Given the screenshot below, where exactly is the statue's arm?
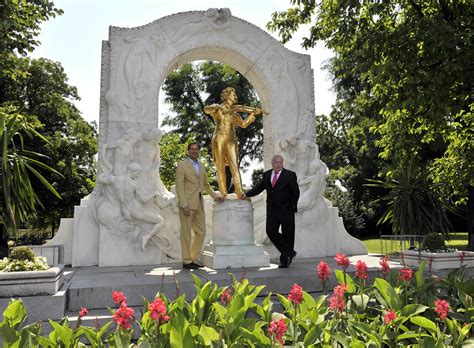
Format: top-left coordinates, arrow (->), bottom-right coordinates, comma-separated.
204,104 -> 219,115
233,113 -> 256,129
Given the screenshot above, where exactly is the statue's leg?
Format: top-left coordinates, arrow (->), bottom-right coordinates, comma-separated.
226,139 -> 244,197
213,135 -> 228,197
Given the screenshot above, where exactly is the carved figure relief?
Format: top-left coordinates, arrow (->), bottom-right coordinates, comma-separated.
92,129 -> 181,258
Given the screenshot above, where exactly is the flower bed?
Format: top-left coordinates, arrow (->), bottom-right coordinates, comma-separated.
0,256 -> 472,347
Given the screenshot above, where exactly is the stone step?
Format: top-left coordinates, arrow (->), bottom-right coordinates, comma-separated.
65,256 -> 395,311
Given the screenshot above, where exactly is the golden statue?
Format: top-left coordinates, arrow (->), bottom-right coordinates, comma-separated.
204,87 -> 268,199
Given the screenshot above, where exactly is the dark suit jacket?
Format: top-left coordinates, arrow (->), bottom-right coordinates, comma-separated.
246,168 -> 300,216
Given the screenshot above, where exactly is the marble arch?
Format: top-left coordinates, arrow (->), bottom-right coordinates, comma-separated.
99,8 -> 315,169
47,9 -> 367,267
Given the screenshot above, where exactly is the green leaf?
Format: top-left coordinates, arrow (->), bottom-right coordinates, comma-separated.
401,304 -> 428,317
335,270 -> 356,293
374,278 -> 400,311
410,316 -> 437,335
3,300 -> 26,329
0,322 -> 20,345
198,325 -> 219,345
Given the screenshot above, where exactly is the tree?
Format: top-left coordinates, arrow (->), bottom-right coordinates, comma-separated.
268,1 -> 473,237
1,57 -> 98,233
0,107 -> 61,255
161,61 -> 263,169
159,132 -> 214,191
0,0 -> 63,97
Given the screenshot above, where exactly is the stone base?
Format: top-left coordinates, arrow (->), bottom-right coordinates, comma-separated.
202,199 -> 270,269
0,265 -> 64,297
401,250 -> 474,270
202,244 -> 270,269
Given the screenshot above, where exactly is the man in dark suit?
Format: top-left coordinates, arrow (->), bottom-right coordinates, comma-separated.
245,155 -> 300,268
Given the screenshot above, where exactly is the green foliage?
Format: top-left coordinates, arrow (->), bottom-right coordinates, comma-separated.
9,246 -> 35,262
1,263 -> 473,346
268,1 -> 473,235
422,233 -> 447,252
1,57 -> 98,232
0,108 -> 61,243
0,255 -> 48,272
159,132 -> 214,190
162,61 -> 263,168
325,176 -> 366,236
366,162 -> 453,236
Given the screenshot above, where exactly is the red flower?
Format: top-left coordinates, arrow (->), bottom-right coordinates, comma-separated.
148,298 -> 170,323
329,284 -> 346,312
334,253 -> 350,270
384,309 -> 397,324
355,260 -> 368,280
79,307 -> 88,318
379,256 -> 391,276
397,268 -> 413,282
268,319 -> 287,346
219,288 -> 232,306
113,302 -> 135,330
288,284 -> 303,305
317,260 -> 331,282
434,298 -> 449,320
112,290 -> 127,305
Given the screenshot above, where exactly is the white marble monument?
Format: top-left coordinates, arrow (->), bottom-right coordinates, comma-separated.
46,9 -> 367,268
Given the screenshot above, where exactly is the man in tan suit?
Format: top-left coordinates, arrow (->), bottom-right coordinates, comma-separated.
176,143 -> 223,269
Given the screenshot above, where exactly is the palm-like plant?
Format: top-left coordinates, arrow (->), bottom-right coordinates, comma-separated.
0,107 -> 61,254
366,162 -> 453,238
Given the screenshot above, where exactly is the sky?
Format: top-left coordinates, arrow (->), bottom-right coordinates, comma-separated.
31,0 -> 335,125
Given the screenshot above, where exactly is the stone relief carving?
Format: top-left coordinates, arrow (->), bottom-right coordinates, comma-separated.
169,8 -> 231,46
105,33 -> 164,123
92,130 -> 181,259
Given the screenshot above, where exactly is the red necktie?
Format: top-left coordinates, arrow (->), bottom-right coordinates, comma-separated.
271,171 -> 279,188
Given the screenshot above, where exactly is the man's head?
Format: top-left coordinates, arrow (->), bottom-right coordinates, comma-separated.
221,87 -> 237,104
271,155 -> 284,173
187,142 -> 200,161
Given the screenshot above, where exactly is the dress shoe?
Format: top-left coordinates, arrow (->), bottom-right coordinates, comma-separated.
287,251 -> 297,267
278,262 -> 289,269
183,263 -> 198,270
193,262 -> 205,268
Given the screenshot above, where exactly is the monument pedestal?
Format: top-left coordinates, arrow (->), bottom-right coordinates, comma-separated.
202,199 -> 269,269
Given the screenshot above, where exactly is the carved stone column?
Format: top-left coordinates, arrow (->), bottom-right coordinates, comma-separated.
201,199 -> 269,269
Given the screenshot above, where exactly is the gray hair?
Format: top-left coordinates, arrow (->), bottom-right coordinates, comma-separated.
271,154 -> 284,163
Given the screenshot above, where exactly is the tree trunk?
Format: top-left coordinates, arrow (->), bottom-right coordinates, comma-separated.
0,224 -> 9,258
51,220 -> 56,238
468,185 -> 474,251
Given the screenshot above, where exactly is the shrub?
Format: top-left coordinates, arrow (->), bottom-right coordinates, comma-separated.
9,246 -> 35,262
0,246 -> 48,272
422,233 -> 447,252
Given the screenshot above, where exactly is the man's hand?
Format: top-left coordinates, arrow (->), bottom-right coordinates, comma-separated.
182,206 -> 191,216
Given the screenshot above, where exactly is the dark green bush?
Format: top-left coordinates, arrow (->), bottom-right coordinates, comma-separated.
9,246 -> 36,262
422,233 -> 447,252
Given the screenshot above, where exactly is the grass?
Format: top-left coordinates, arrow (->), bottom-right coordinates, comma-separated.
362,233 -> 469,255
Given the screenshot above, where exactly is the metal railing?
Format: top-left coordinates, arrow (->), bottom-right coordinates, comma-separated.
25,245 -> 64,266
379,235 -> 423,256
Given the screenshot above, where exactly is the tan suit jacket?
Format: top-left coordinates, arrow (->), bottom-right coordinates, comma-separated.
176,159 -> 217,209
